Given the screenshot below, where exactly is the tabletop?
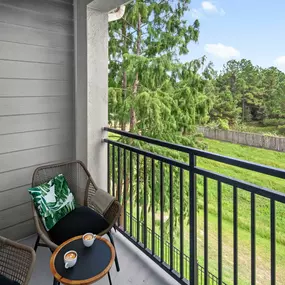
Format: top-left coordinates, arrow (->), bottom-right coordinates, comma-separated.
50,235 -> 115,285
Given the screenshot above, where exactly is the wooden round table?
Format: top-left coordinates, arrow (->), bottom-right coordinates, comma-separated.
50,235 -> 115,285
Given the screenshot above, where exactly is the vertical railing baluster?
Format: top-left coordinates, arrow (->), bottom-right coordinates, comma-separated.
118,147 -> 121,227
137,153 -> 140,243
130,151 -> 133,237
180,168 -> 184,279
169,165 -> 174,271
218,181 -> 222,285
144,156 -> 147,248
251,193 -> 256,285
152,159 -> 155,255
233,186 -> 238,285
123,148 -> 127,231
204,177 -> 208,285
160,162 -> 164,262
271,200 -> 276,285
189,153 -> 197,285
112,145 -> 115,197
107,143 -> 110,194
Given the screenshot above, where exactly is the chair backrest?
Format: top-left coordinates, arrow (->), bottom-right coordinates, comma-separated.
0,236 -> 35,285
32,161 -> 91,207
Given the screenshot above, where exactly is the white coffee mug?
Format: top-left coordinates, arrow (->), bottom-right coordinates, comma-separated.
64,250 -> 77,269
82,233 -> 96,247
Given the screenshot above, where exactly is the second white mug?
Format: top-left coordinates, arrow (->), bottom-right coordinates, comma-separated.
82,233 -> 96,247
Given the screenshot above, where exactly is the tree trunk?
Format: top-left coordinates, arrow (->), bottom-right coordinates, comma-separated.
122,71 -> 127,131
130,9 -> 141,132
121,7 -> 142,229
242,94 -> 245,122
121,19 -> 127,131
119,177 -> 130,226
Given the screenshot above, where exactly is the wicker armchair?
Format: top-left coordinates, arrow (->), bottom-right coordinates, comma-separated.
0,236 -> 36,285
31,160 -> 121,272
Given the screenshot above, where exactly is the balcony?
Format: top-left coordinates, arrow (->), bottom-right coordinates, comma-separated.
1,1 -> 285,285
4,127 -> 285,285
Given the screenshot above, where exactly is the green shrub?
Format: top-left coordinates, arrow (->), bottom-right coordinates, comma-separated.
263,118 -> 285,126
206,119 -> 230,130
277,125 -> 285,135
218,118 -> 230,130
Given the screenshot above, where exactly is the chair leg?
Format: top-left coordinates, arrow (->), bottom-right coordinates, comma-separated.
107,231 -> 120,272
34,235 -> 40,252
108,272 -> 112,285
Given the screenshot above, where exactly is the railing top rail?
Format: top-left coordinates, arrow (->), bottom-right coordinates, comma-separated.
104,138 -> 189,170
105,137 -> 285,203
104,127 -> 285,179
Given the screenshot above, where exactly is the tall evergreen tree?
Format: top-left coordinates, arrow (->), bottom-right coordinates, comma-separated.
108,0 -> 203,138
261,67 -> 285,119
108,0 -> 212,235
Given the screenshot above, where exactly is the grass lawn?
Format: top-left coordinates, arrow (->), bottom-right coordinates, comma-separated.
196,138 -> 285,240
196,212 -> 285,285
194,138 -> 285,284
200,138 -> 285,185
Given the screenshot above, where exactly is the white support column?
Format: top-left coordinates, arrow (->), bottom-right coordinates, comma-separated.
74,0 -> 88,166
87,8 -> 109,189
74,0 -> 130,190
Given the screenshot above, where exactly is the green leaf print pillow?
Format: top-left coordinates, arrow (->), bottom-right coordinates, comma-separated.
28,174 -> 76,231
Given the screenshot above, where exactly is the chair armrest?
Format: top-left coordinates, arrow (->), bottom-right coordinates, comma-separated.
0,236 -> 36,285
103,200 -> 122,228
88,187 -> 116,216
32,204 -> 58,251
87,182 -> 121,235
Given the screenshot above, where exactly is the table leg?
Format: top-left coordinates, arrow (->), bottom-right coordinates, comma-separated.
108,272 -> 112,285
53,277 -> 60,285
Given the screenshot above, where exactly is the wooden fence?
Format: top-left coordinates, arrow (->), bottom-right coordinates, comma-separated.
198,127 -> 285,152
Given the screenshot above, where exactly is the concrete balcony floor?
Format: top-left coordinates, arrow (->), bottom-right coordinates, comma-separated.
20,232 -> 180,285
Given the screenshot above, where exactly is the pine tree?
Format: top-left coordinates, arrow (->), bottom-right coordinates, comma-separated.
108,0 -> 211,236
108,0 -> 202,137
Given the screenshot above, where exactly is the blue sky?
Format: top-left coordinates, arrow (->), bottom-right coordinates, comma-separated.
180,0 -> 285,72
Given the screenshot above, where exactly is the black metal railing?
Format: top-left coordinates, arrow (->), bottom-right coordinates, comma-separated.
104,127 -> 285,285
126,212 -> 226,285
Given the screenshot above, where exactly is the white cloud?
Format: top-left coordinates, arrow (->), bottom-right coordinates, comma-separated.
274,56 -> 285,72
204,43 -> 240,59
201,1 -> 225,16
202,1 -> 218,13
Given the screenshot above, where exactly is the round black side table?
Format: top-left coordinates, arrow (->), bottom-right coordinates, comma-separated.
50,235 -> 115,285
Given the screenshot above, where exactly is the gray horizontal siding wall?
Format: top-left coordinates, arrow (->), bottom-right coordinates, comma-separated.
0,0 -> 74,240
